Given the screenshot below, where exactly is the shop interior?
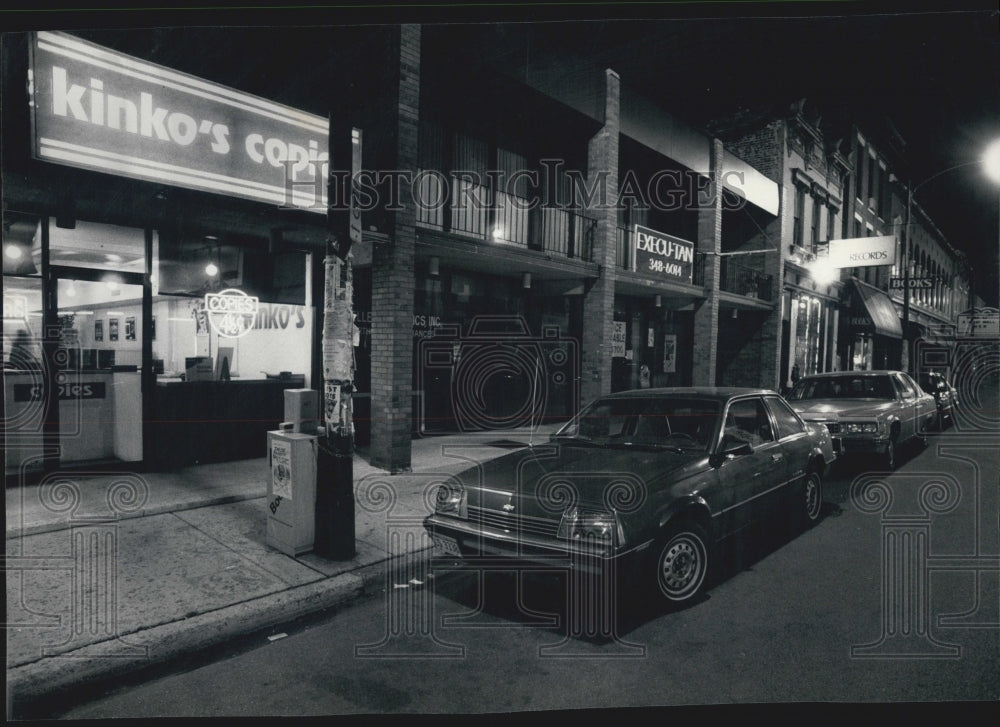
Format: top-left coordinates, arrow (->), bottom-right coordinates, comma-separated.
4,214 -> 315,474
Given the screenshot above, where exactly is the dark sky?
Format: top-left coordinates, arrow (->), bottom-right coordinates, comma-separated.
4,2 -> 999,305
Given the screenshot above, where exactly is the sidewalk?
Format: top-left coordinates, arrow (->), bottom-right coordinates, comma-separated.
5,424 -> 561,716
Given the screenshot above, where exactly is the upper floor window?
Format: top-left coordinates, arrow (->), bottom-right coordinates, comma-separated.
793,185 -> 805,248
811,196 -> 821,249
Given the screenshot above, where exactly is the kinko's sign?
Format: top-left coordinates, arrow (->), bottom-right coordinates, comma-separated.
205,289 -> 259,338
827,236 -> 897,268
29,31 -> 328,211
633,224 -> 694,283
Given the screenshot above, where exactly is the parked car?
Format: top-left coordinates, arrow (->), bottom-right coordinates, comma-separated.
918,371 -> 958,430
785,370 -> 937,470
424,387 -> 836,608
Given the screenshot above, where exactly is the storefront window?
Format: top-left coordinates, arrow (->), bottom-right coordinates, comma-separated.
56,276 -> 144,464
49,220 -> 146,272
793,293 -> 824,376
852,333 -> 873,370
4,213 -> 44,476
152,232 -> 312,385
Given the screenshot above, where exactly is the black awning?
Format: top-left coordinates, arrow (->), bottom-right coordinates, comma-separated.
855,282 -> 903,338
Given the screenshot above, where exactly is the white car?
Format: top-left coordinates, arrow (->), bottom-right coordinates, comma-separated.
785,370 -> 937,470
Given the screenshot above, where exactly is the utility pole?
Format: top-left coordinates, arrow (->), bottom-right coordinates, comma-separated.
902,180 -> 912,373
314,126 -> 362,560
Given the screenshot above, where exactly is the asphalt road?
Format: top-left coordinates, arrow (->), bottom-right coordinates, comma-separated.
50,425 -> 1000,717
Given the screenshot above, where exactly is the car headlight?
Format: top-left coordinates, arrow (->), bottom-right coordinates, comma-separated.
434,483 -> 466,518
843,421 -> 879,434
557,507 -> 618,545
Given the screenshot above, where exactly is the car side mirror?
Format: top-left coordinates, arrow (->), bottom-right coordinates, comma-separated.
711,438 -> 753,465
723,440 -> 754,456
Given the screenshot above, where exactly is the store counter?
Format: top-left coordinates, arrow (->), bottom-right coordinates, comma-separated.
151,375 -> 306,468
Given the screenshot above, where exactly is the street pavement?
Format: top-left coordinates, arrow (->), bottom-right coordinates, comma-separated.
5,424 -> 561,716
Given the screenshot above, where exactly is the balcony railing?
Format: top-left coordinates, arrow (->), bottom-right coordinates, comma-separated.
415,175 -> 595,262
720,257 -> 774,302
616,226 -> 631,270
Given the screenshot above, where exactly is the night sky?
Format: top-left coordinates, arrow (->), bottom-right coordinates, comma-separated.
4,2 -> 998,305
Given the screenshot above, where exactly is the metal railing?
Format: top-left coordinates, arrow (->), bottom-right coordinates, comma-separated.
720,257 -> 774,301
616,226 -> 631,270
416,176 -> 596,261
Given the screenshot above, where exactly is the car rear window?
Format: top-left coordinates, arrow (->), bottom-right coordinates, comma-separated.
788,375 -> 895,400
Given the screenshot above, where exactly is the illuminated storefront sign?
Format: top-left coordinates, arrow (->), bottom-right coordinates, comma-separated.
633,224 -> 694,283
14,382 -> 106,402
29,31 -> 328,211
827,236 -> 897,268
957,308 -> 999,338
205,288 -> 259,338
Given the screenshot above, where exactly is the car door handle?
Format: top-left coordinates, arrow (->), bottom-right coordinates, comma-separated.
771,453 -> 783,462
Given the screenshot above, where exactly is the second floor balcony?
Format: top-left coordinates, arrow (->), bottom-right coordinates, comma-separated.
415,174 -> 596,262
719,257 -> 774,302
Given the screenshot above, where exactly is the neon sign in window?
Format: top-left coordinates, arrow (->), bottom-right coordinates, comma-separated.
204,288 -> 259,338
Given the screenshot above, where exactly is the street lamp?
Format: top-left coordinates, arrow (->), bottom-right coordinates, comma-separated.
900,141 -> 1000,372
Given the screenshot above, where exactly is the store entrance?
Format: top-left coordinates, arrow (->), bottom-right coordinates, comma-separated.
51,269 -> 146,466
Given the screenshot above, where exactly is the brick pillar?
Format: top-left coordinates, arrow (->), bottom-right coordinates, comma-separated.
580,69 -> 620,407
760,213 -> 785,390
370,25 -> 420,473
692,138 -> 723,386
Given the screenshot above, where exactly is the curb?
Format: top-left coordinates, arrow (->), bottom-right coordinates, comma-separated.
7,546 -> 434,716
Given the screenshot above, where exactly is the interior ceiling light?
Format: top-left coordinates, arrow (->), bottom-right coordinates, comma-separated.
205,262 -> 219,277
5,244 -> 23,260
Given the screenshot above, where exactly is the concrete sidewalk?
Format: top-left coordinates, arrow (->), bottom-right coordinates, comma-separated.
5,424 -> 560,716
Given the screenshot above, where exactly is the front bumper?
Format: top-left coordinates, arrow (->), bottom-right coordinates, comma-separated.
423,514 -> 649,579
831,435 -> 890,455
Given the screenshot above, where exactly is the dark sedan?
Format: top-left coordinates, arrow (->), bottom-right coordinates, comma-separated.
918,371 -> 958,430
424,387 -> 836,607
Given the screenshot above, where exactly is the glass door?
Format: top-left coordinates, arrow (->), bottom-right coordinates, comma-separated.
52,271 -> 145,466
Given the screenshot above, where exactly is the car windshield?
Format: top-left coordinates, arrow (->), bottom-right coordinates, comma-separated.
787,375 -> 895,400
554,397 -> 721,451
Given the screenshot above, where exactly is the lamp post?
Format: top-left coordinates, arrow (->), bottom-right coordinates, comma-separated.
900,144 -> 1000,372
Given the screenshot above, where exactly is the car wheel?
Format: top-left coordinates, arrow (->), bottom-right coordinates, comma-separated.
654,521 -> 711,605
802,469 -> 823,526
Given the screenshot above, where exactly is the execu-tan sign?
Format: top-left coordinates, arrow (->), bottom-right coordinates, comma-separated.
633,224 -> 694,283
205,288 -> 259,338
29,31 -> 328,210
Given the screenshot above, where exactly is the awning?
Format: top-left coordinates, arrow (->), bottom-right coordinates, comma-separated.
855,282 -> 903,338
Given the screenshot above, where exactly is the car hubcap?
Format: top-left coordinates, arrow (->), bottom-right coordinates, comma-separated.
805,474 -> 821,521
660,535 -> 703,597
